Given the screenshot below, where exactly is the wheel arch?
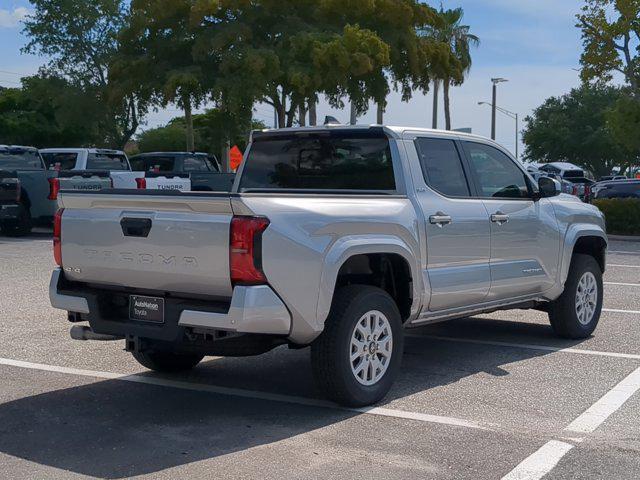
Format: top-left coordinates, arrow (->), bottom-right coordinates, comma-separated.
317,236 -> 421,327
560,225 -> 608,286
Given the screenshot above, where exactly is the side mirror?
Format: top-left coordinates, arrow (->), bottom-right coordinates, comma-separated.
538,176 -> 562,198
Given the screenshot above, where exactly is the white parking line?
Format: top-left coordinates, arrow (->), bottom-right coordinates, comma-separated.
565,366 -> 640,434
0,356 -> 487,431
501,440 -> 574,480
408,335 -> 640,361
605,282 -> 640,287
608,264 -> 640,268
609,251 -> 640,255
603,308 -> 640,315
502,366 -> 640,479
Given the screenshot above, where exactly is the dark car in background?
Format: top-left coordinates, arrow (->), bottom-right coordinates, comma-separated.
592,179 -> 640,199
0,146 -> 57,235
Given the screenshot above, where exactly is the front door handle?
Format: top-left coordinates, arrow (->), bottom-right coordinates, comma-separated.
429,212 -> 453,228
491,212 -> 510,225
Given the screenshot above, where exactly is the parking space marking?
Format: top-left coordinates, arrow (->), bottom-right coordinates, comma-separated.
603,308 -> 640,315
501,440 -> 574,480
605,282 -> 640,287
502,366 -> 640,479
0,356 -> 488,431
608,264 -> 640,268
564,366 -> 640,434
408,335 -> 640,361
608,251 -> 640,255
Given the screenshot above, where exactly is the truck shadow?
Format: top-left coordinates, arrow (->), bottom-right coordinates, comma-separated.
0,317 -> 588,478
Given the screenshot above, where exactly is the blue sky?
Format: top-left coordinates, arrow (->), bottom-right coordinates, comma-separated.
0,0 -> 587,156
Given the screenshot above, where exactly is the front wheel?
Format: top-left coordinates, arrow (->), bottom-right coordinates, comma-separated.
311,285 -> 404,407
132,350 -> 204,373
549,254 -> 603,339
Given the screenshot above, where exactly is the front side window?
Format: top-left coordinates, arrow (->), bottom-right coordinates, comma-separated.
465,142 -> 530,199
87,153 -> 129,171
41,153 -> 78,171
415,137 -> 470,197
240,131 -> 396,192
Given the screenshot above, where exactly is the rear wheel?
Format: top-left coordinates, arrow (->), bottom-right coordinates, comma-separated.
549,254 -> 603,339
132,350 -> 204,373
311,285 -> 404,407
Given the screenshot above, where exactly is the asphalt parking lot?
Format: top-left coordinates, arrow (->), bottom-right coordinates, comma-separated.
0,231 -> 639,479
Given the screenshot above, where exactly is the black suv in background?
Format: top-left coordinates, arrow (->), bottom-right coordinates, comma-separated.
593,179 -> 640,199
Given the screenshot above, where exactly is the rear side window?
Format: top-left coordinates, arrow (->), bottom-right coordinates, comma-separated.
183,156 -> 210,172
415,138 -> 470,197
41,153 -> 77,171
130,156 -> 175,172
239,131 -> 396,192
465,142 -> 531,199
87,153 -> 129,171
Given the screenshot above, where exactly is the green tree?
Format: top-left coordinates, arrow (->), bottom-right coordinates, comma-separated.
522,85 -> 634,177
577,0 -> 640,92
0,75 -> 105,148
23,0 -> 149,147
137,109 -> 265,156
116,0 -> 208,151
432,7 -> 479,130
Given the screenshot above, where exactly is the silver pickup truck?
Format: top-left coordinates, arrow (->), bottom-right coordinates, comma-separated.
49,126 -> 607,406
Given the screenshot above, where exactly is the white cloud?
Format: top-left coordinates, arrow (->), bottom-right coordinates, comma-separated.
0,7 -> 31,29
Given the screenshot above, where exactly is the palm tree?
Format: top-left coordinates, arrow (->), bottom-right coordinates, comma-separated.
433,7 -> 479,130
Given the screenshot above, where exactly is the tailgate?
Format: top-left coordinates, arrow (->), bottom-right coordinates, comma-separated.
58,171 -> 112,193
58,191 -> 234,298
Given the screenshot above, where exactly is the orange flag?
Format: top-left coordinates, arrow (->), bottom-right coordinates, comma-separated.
230,145 -> 244,171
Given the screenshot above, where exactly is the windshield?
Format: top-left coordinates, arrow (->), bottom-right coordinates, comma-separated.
240,131 -> 396,192
86,153 -> 130,171
0,149 -> 44,170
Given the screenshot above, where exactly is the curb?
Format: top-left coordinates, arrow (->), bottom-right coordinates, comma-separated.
608,235 -> 640,242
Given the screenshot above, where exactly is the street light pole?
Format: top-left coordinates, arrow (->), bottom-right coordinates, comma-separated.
478,101 -> 519,160
490,78 -> 508,140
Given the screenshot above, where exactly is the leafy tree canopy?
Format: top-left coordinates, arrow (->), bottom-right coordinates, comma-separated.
137,108 -> 266,155
0,75 -> 106,148
522,85 -> 636,177
23,0 -> 150,148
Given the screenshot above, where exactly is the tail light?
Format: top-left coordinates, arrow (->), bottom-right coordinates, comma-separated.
572,185 -> 579,196
15,179 -> 21,202
230,216 -> 270,285
135,177 -> 147,189
48,178 -> 60,200
53,208 -> 64,266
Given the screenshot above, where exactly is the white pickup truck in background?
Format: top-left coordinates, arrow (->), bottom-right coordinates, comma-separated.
40,148 -> 191,197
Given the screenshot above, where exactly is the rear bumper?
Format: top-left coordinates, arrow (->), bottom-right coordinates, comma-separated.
49,268 -> 292,340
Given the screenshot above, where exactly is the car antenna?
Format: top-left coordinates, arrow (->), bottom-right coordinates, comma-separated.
324,116 -> 341,126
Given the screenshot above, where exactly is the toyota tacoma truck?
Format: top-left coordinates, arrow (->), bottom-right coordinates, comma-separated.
49,126 -> 608,407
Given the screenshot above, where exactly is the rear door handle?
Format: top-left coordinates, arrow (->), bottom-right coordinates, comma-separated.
491,212 -> 510,225
429,212 -> 453,228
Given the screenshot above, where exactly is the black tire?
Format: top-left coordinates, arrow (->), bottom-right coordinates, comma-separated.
1,206 -> 32,237
311,285 -> 404,407
132,350 -> 204,373
549,254 -> 603,339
